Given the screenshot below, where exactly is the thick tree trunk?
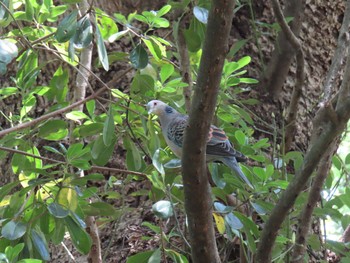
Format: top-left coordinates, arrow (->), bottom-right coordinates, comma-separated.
181,1 -> 235,262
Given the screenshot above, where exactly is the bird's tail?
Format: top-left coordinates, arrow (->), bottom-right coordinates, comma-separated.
221,157 -> 253,189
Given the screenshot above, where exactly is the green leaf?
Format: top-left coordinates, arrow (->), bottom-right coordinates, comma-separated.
0,39 -> 18,64
152,200 -> 173,219
72,16 -> 93,50
2,221 -> 27,240
95,10 -> 118,40
0,0 -> 12,27
193,6 -> 208,24
78,123 -> 104,137
103,107 -> 115,146
64,216 -> 92,254
235,130 -> 246,145
30,228 -> 50,261
65,111 -> 89,121
142,38 -> 162,60
51,219 -> 65,245
157,5 -> 171,17
67,143 -> 90,163
91,135 -> 117,166
148,249 -> 161,263
152,149 -> 165,175
38,120 -> 68,141
164,159 -> 181,169
251,202 -> 267,215
55,10 -> 78,43
47,203 -> 69,218
95,20 -> 109,71
228,39 -> 248,58
24,0 -> 34,20
17,259 -> 43,263
236,56 -> 251,70
108,30 -> 129,42
88,202 -> 116,216
131,73 -> 154,93
238,77 -> 258,84
160,63 -> 174,83
126,250 -> 154,263
130,44 -> 148,69
165,249 -> 189,263
225,212 -> 243,230
183,27 -> 201,53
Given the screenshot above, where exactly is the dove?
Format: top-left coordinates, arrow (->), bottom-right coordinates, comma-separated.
147,100 -> 253,188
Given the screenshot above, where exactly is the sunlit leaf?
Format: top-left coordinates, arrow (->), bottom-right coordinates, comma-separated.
152,200 -> 173,219
193,6 -> 208,24
1,221 -> 26,240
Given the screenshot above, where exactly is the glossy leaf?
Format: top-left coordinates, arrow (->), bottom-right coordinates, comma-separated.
91,135 -> 117,166
152,149 -> 165,175
72,16 -> 93,50
64,216 -> 92,254
152,200 -> 173,219
55,10 -> 78,42
30,228 -> 50,261
225,212 -> 243,230
130,44 -> 148,69
0,39 -> 18,64
126,250 -> 154,263
47,202 -> 69,218
193,6 -> 208,24
160,63 -> 174,83
2,221 -> 26,240
38,120 -> 68,141
95,20 -> 109,71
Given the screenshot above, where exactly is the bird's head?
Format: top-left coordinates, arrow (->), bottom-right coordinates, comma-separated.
147,100 -> 176,116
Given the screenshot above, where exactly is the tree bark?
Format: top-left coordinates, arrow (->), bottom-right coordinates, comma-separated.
261,0 -> 305,99
256,42 -> 350,263
181,1 -> 235,262
291,140 -> 337,262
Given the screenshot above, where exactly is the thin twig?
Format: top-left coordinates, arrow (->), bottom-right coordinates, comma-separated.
0,67 -> 133,138
0,145 -> 148,177
125,99 -> 151,160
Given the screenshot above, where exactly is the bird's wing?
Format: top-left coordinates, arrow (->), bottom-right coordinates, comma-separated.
166,115 -> 188,148
206,125 -> 247,162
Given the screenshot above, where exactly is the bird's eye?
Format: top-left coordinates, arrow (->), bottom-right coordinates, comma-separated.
154,102 -> 157,106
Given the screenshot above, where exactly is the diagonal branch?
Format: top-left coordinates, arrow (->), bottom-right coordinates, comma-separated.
0,67 -> 133,138
256,5 -> 350,259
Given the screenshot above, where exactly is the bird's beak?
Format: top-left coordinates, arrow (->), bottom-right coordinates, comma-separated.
146,102 -> 152,114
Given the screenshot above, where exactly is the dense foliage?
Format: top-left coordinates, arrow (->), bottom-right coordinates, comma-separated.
0,0 -> 350,262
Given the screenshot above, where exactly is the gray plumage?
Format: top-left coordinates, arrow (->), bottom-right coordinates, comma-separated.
147,100 -> 253,188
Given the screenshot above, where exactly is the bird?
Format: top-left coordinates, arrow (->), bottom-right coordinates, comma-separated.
146,100 -> 253,188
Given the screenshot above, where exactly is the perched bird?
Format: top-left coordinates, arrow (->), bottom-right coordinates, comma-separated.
147,100 -> 253,188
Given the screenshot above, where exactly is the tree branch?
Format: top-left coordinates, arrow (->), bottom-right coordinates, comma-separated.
256,17 -> 350,261
291,140 -> 338,262
270,0 -> 305,152
261,0 -> 305,99
322,0 -> 350,103
0,67 -> 133,138
176,14 -> 192,113
181,1 -> 235,262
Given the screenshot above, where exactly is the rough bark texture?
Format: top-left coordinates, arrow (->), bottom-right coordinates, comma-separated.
256,24 -> 350,261
181,0 -> 235,262
260,0 -> 305,99
291,140 -> 337,262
